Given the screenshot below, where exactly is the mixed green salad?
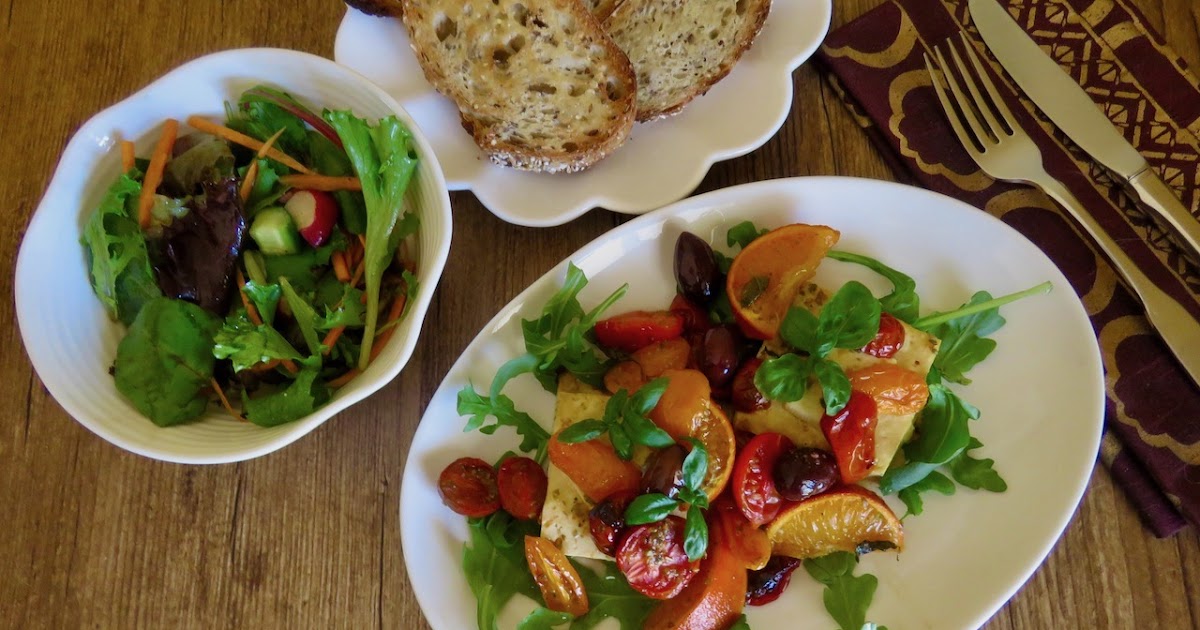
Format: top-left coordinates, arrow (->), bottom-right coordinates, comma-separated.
82,85 -> 421,427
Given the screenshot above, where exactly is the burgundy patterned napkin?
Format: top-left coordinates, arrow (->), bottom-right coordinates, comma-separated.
816,0 -> 1200,537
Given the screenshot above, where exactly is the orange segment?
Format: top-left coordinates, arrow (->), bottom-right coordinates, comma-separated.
765,486 -> 903,559
846,364 -> 930,415
649,369 -> 736,501
727,224 -> 840,340
643,523 -> 747,630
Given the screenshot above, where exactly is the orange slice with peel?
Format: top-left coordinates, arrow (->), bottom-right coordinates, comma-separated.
765,486 -> 903,559
727,223 -> 840,340
649,369 -> 737,501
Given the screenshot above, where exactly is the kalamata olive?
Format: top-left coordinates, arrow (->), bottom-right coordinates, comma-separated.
699,326 -> 739,387
588,490 -> 637,556
674,232 -> 720,305
746,555 -> 803,606
641,444 -> 687,498
772,447 -> 839,502
731,358 -> 769,412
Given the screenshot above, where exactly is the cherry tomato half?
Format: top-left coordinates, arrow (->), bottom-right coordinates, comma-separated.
594,310 -> 685,354
437,457 -> 500,518
731,432 -> 794,526
496,456 -> 548,520
730,357 -> 769,413
860,312 -> 905,358
525,535 -> 590,616
588,490 -> 637,557
819,390 -> 879,484
617,516 -> 700,599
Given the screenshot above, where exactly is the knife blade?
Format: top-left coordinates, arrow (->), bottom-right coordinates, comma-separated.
968,0 -> 1200,262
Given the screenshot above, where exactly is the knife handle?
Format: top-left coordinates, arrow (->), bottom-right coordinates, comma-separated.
1127,168 -> 1200,264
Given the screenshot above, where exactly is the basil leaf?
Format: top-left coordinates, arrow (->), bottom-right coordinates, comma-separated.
625,412 -> 675,448
681,437 -> 709,492
813,357 -> 851,415
755,354 -> 812,402
815,281 -> 881,356
683,507 -> 708,562
557,419 -> 608,444
608,422 -> 634,461
779,305 -> 820,353
708,290 -> 735,325
630,377 -> 669,415
738,276 -> 769,307
625,494 -> 678,525
827,250 -> 919,323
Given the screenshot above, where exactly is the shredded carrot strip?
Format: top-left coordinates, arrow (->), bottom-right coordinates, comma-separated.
236,269 -> 297,374
250,358 -> 282,373
321,327 -> 346,355
332,251 -> 351,282
239,127 -> 287,203
185,115 -> 311,174
137,119 -> 179,229
327,369 -> 360,388
278,174 -> 362,191
210,378 -> 246,422
369,292 -> 408,362
120,140 -> 135,173
350,258 -> 365,288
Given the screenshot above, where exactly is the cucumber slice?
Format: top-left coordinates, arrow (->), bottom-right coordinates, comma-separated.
249,206 -> 302,256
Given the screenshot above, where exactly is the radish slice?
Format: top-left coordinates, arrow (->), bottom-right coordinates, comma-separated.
284,190 -> 339,248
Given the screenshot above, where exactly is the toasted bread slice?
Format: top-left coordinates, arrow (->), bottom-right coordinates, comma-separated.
603,0 -> 771,121
401,0 -> 638,173
582,0 -> 621,21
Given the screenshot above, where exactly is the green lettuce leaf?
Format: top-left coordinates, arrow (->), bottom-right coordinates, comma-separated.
81,173 -> 162,324
212,311 -> 302,372
241,360 -> 327,427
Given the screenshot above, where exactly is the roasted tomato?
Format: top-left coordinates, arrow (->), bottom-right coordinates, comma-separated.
588,490 -> 637,557
670,293 -> 712,334
594,310 -> 684,353
860,312 -> 905,358
730,358 -> 769,413
496,456 -> 548,520
819,390 -> 879,484
731,432 -> 794,526
525,536 -> 590,616
746,556 -> 803,606
845,363 -> 929,416
617,516 -> 700,600
437,457 -> 500,518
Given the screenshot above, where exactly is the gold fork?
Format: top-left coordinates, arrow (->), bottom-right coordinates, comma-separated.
926,32 -> 1200,386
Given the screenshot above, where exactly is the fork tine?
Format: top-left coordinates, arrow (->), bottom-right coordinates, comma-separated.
946,36 -> 1006,141
958,31 -> 1018,134
925,52 -> 982,159
934,45 -> 993,148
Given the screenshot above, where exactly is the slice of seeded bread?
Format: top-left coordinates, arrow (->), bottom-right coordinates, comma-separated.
401,0 -> 638,173
582,0 -> 621,21
603,0 -> 771,121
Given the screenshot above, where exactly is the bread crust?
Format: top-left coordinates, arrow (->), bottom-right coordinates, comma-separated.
604,0 -> 771,122
401,0 -> 637,173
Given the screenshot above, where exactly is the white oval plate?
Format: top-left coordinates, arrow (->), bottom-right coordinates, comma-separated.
334,1 -> 834,227
400,177 -> 1104,629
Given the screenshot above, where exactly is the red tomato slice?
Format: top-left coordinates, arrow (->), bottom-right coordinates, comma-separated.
594,310 -> 684,353
524,536 -> 590,616
731,432 -> 793,527
819,390 -> 878,484
617,516 -> 700,600
860,312 -> 905,358
496,456 -> 548,520
437,457 -> 500,518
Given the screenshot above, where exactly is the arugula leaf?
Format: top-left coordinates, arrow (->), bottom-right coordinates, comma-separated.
463,512 -> 543,630
923,292 -> 1002,385
803,552 -> 885,630
897,470 -> 955,517
570,562 -> 656,630
517,608 -> 573,630
904,383 -> 973,464
309,129 -> 367,234
113,298 -> 219,426
325,110 -> 420,370
459,386 -> 551,464
212,310 -> 302,372
726,220 -> 768,249
555,379 -> 673,459
81,173 -> 162,324
728,614 -> 751,630
947,438 -> 1007,491
827,250 -> 920,323
242,360 -> 327,427
241,280 -> 281,326
279,276 -> 325,356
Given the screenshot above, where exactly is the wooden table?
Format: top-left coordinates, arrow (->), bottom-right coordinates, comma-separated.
3,0 -> 1198,627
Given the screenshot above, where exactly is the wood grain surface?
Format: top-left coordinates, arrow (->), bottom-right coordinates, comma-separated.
2,0 -> 1198,628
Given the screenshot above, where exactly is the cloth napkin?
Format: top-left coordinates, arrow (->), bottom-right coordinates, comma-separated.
816,0 -> 1200,537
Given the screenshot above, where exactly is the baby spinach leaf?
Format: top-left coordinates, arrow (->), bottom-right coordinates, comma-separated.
241,360 -> 327,427
212,311 -> 302,372
113,297 -> 219,426
81,173 -> 161,324
462,512 -> 543,630
569,561 -> 656,630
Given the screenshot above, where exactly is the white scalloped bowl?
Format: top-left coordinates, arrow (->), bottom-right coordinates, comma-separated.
15,48 -> 452,464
